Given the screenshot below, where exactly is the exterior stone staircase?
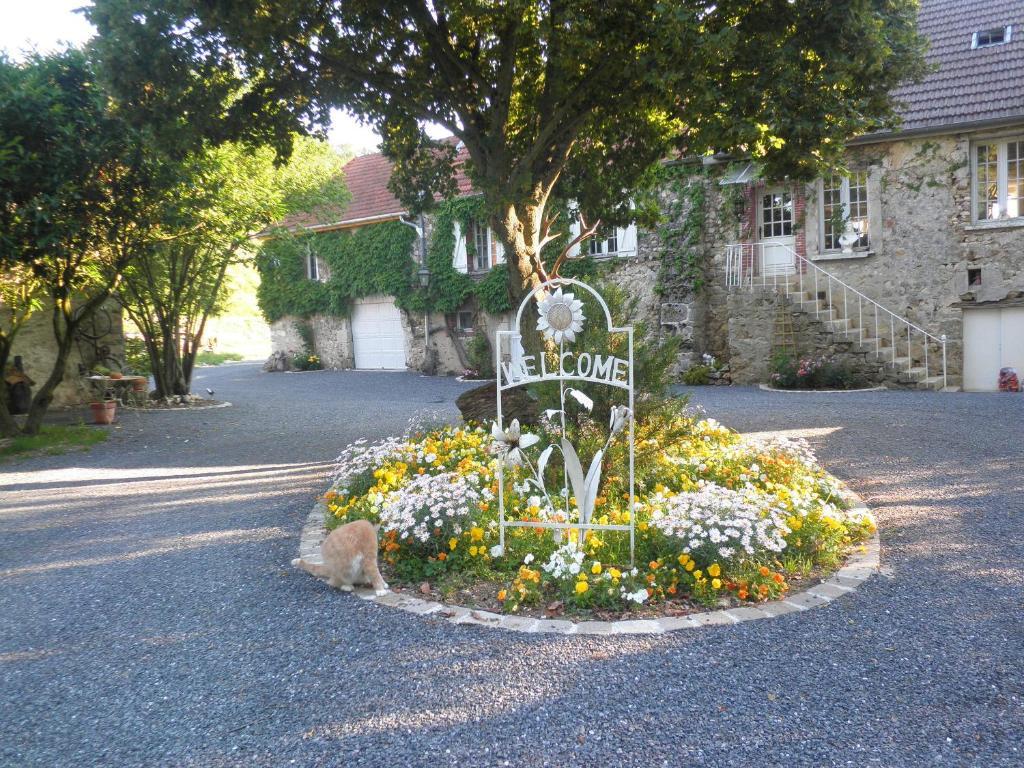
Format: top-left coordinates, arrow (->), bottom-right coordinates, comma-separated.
783,280 -> 959,391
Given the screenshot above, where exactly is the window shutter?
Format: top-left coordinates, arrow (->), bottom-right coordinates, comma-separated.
568,220 -> 582,258
452,221 -> 468,273
616,224 -> 637,256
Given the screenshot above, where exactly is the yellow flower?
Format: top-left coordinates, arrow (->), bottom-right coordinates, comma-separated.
677,553 -> 690,566
608,567 -> 621,580
469,545 -> 478,557
711,578 -> 722,590
591,562 -> 602,575
575,581 -> 589,595
449,538 -> 458,550
693,569 -> 703,580
708,563 -> 721,578
685,560 -> 695,572
470,526 -> 484,542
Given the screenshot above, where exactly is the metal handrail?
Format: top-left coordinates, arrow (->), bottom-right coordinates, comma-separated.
724,242 -> 947,389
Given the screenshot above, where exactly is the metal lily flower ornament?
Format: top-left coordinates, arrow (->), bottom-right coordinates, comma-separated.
536,287 -> 585,344
490,419 -> 539,466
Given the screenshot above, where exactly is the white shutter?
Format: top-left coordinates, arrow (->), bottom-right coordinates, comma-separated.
568,220 -> 582,258
452,221 -> 468,273
616,223 -> 637,257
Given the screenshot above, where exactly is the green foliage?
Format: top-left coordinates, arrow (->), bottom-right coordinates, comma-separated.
123,337 -> 152,376
466,333 -> 495,379
119,137 -> 349,397
89,0 -> 927,300
656,164 -> 708,294
0,423 -> 108,461
682,365 -> 712,386
769,352 -> 868,390
195,350 -> 243,365
256,222 -> 417,322
474,265 -> 512,314
292,353 -> 323,371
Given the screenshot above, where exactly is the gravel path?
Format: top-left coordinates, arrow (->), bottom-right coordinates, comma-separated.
2,368 -> 1022,767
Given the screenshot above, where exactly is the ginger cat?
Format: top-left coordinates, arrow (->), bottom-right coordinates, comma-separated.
293,519 -> 389,595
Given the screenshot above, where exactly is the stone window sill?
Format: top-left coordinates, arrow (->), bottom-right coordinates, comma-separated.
810,250 -> 874,262
964,219 -> 1024,233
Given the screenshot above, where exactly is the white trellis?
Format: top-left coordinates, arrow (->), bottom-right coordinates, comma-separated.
494,277 -> 636,564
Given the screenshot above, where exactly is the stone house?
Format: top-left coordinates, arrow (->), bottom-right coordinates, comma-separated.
264,0 -> 1023,391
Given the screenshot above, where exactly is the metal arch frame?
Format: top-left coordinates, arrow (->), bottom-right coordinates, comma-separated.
495,277 -> 636,565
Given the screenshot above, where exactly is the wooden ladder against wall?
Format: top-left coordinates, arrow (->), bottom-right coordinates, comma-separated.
772,303 -> 798,359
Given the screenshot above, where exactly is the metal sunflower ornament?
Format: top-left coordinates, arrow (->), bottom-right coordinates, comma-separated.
536,287 -> 585,344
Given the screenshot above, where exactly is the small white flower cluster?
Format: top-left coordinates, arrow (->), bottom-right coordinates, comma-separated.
743,434 -> 820,469
333,436 -> 408,481
622,586 -> 649,604
378,471 -> 481,543
541,542 -> 584,579
651,483 -> 789,559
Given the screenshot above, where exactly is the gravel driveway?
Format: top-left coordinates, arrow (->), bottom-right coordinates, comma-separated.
2,366 -> 1022,767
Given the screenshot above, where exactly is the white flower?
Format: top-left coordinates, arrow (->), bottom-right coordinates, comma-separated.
536,287 -> 585,344
609,405 -> 632,436
523,553 -> 534,565
490,419 -> 539,466
489,544 -> 504,557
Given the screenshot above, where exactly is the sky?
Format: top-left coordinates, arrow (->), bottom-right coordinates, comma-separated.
0,0 -> 446,156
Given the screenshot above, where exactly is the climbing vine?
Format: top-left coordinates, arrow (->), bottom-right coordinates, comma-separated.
655,163 -> 708,295
255,222 -> 417,322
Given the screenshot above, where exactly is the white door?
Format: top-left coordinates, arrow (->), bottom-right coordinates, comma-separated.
963,307 -> 1024,391
758,187 -> 796,276
351,295 -> 407,370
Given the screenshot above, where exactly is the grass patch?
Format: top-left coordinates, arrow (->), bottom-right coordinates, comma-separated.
196,350 -> 245,366
0,424 -> 108,461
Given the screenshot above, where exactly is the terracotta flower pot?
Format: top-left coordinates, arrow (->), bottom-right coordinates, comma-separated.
130,377 -> 148,393
90,400 -> 117,425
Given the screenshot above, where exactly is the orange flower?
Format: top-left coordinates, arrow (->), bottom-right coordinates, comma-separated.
759,566 -> 771,577
437,552 -> 447,561
772,572 -> 784,584
497,589 -> 507,601
738,589 -> 749,600
648,560 -> 659,570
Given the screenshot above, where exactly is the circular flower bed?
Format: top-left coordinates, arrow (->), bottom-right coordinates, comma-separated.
323,403 -> 874,618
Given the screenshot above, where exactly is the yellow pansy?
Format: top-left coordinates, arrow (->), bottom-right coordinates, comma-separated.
575,581 -> 589,595
708,563 -> 721,578
449,538 -> 458,550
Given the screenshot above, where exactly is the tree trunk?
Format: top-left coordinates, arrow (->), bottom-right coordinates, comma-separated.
0,338 -> 20,437
22,316 -> 76,436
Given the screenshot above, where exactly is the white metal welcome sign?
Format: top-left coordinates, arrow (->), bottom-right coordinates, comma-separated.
493,277 -> 636,563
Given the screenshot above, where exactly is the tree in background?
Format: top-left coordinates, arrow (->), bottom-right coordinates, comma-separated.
118,138 -> 348,398
0,50 -> 167,436
89,0 -> 926,304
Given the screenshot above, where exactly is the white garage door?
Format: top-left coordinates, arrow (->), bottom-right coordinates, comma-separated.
351,295 -> 406,370
963,307 -> 1024,391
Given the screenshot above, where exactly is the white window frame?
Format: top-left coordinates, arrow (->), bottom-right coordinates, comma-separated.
972,135 -> 1024,222
588,227 -> 620,257
457,310 -> 475,333
818,172 -> 870,252
972,26 -> 1012,49
305,249 -> 320,281
468,219 -> 491,272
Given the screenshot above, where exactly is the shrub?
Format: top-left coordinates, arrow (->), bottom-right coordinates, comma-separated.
769,352 -> 866,390
123,337 -> 151,376
466,332 -> 495,379
292,353 -> 323,371
682,365 -> 711,385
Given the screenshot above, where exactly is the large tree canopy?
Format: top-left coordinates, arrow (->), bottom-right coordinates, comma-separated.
88,0 -> 926,300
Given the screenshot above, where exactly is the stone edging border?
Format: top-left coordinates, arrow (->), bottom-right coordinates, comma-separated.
122,401 -> 233,412
296,488 -> 880,635
758,384 -> 887,394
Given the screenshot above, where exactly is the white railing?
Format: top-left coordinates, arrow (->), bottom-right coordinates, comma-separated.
724,243 -> 947,389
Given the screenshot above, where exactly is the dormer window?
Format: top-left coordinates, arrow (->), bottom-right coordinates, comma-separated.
972,26 -> 1011,49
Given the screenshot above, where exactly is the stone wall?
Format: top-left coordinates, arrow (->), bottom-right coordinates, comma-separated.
6,300 -> 125,407
270,314 -> 354,369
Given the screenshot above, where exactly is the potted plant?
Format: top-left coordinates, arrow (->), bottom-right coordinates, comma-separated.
89,398 -> 117,425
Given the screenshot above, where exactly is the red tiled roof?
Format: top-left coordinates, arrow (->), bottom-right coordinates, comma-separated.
282,138 -> 476,231
889,0 -> 1024,132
